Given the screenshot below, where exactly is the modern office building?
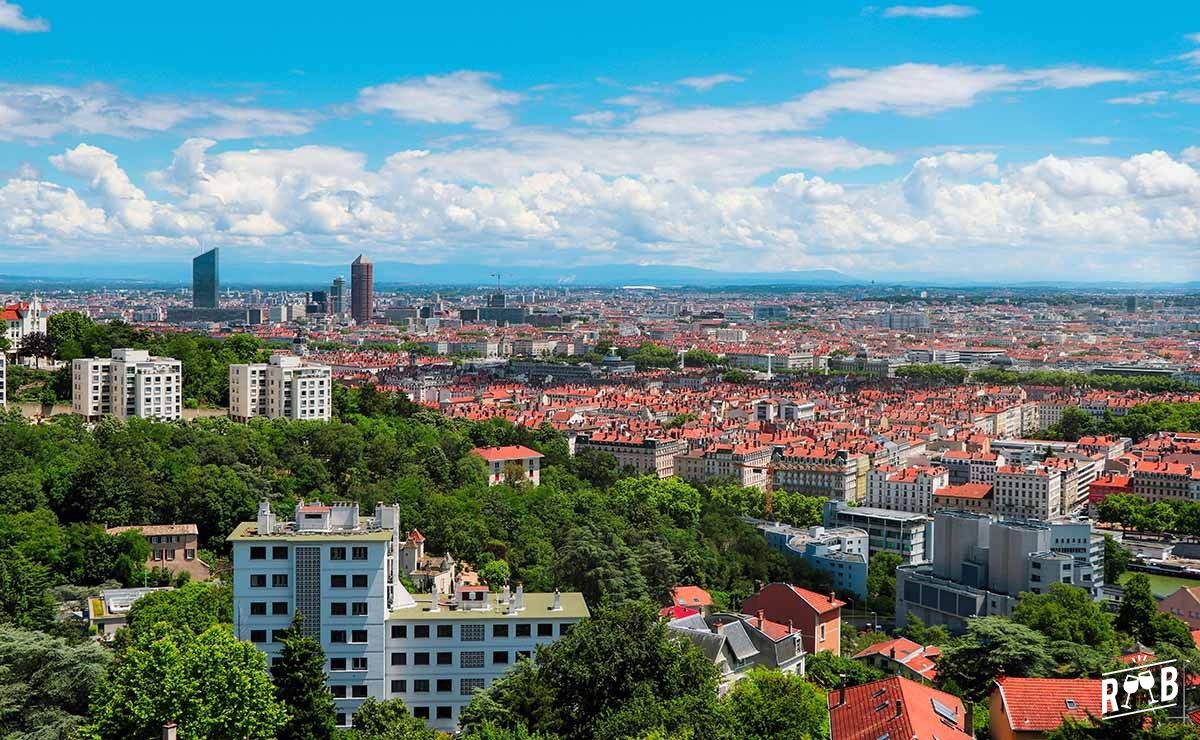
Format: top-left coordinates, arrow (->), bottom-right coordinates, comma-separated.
351,255 -> 374,325
229,501 -> 587,732
754,521 -> 869,598
72,348 -> 182,421
229,354 -> 332,422
823,500 -> 932,565
330,277 -> 348,316
192,248 -> 219,309
895,510 -> 1103,632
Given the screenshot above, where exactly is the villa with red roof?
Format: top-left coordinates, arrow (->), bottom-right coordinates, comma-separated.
472,445 -> 544,486
829,676 -> 971,740
853,637 -> 941,683
741,582 -> 844,656
989,676 -> 1103,740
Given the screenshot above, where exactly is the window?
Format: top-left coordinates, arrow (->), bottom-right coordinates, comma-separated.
352,603 -> 368,617
436,706 -> 452,720
250,574 -> 267,588
250,629 -> 267,643
352,546 -> 368,561
391,680 -> 407,693
492,651 -> 509,665
437,624 -> 453,638
819,624 -> 826,641
250,546 -> 266,560
517,650 -> 532,661
272,574 -> 289,588
331,630 -> 347,643
250,602 -> 267,615
330,547 -> 346,561
352,574 -> 368,588
392,625 -> 407,639
414,652 -> 429,665
413,707 -> 429,720
272,629 -> 287,642
391,652 -> 407,666
414,680 -> 430,693
335,713 -> 347,727
351,686 -> 368,699
436,679 -> 452,693
331,575 -> 347,588
351,657 -> 367,671
272,546 -> 288,560
331,685 -> 347,698
351,630 -> 368,644
185,548 -> 196,560
331,658 -> 347,671
437,652 -> 452,665
492,624 -> 509,638
559,623 -> 571,636
516,624 -> 531,638
415,625 -> 430,638
332,603 -> 347,616
272,602 -> 289,616
537,623 -> 553,637
461,678 -> 485,695
461,651 -> 484,668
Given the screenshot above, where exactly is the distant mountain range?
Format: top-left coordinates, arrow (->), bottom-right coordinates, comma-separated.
0,260 -> 1196,290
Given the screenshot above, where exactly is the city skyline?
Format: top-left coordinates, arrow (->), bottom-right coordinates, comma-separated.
0,2 -> 1197,283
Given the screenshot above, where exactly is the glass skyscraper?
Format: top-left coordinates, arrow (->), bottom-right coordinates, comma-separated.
192,248 -> 219,308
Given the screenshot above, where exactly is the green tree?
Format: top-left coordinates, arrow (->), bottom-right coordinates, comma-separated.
84,624 -> 287,740
721,667 -> 828,740
1103,535 -> 1131,583
0,625 -> 112,739
936,617 -> 1055,701
1047,406 -> 1099,442
1116,574 -> 1160,644
479,559 -> 512,590
1014,583 -> 1116,647
350,697 -> 438,739
272,618 -> 337,740
123,581 -> 232,641
805,650 -> 885,690
866,552 -> 902,614
461,600 -> 724,740
0,550 -> 57,630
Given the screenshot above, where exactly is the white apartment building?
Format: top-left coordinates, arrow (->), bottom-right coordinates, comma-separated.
230,501 -> 587,732
1,296 -> 46,349
72,348 -> 182,421
229,354 -> 332,422
866,465 -> 950,514
994,465 -> 1063,521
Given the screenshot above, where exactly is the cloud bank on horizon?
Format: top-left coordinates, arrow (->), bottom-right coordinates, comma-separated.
0,2 -> 1198,282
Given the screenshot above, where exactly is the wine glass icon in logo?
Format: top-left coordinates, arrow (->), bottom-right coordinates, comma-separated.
1122,673 -> 1142,709
1138,671 -> 1156,702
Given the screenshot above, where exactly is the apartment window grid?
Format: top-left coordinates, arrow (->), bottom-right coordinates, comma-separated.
294,546 -> 321,638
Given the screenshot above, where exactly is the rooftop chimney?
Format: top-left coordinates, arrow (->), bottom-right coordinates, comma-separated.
787,619 -> 794,634
514,583 -> 525,611
256,500 -> 275,534
894,699 -> 903,719
163,722 -> 178,740
837,676 -> 847,707
552,589 -> 562,611
964,702 -> 973,731
829,591 -> 836,603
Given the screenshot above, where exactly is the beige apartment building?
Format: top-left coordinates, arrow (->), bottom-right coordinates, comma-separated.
229,354 -> 332,422
72,348 -> 182,421
575,431 -> 687,478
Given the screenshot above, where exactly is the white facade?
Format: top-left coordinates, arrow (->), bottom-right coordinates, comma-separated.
866,465 -> 950,514
2,296 -> 46,349
229,354 -> 332,422
230,502 -> 587,732
72,348 -> 182,421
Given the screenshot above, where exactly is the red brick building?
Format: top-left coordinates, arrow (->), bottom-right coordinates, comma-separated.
741,582 -> 844,656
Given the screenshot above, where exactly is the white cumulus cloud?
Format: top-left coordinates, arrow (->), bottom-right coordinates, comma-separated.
881,5 -> 978,18
0,0 -> 46,32
357,71 -> 522,130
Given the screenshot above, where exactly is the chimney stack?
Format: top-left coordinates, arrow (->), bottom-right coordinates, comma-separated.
788,619 -> 794,634
964,702 -> 973,731
829,591 -> 835,603
838,675 -> 847,706
163,722 -> 178,740
894,699 -> 903,719
552,589 -> 562,611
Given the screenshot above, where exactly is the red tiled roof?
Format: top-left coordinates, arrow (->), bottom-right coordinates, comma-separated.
993,676 -> 1103,732
408,529 -> 426,543
829,676 -> 971,740
659,605 -> 700,620
934,482 -> 993,500
672,585 -> 713,608
107,523 -> 199,536
790,585 -> 846,614
472,445 -> 544,462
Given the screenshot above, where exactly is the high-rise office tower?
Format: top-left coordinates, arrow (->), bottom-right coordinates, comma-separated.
351,255 -> 373,325
192,248 -> 219,308
330,277 -> 347,316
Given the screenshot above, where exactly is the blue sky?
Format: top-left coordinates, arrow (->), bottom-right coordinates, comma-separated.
0,1 -> 1198,282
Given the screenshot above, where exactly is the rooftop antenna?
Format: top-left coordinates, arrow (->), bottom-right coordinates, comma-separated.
491,272 -> 502,293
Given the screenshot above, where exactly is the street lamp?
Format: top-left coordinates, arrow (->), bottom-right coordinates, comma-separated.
870,610 -> 877,631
